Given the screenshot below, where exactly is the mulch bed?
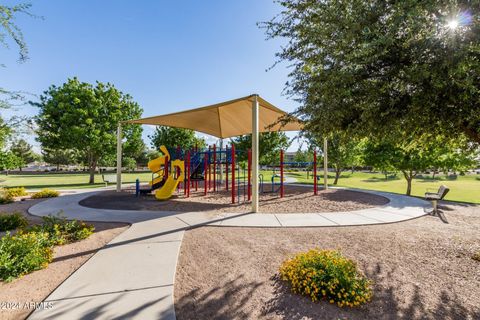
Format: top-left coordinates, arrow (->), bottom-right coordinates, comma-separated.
79,185 -> 389,213
174,202 -> 480,320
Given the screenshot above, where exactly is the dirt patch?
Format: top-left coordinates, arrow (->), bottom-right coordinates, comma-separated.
79,185 -> 389,213
0,199 -> 129,320
174,203 -> 480,320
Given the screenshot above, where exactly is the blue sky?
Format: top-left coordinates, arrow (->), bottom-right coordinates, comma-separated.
2,0 -> 303,151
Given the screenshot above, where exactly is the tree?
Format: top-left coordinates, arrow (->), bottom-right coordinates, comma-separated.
262,0 -> 480,144
10,139 -> 37,170
149,126 -> 206,151
34,78 -> 143,183
1,3 -> 36,145
231,132 -> 291,165
42,148 -> 76,171
306,132 -> 362,184
293,148 -> 313,164
0,151 -> 21,174
363,134 -> 477,195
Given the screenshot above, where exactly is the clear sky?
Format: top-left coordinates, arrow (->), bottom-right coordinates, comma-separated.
2,0 -> 303,151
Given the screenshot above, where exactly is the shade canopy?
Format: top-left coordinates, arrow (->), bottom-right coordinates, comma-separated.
125,94 -> 302,138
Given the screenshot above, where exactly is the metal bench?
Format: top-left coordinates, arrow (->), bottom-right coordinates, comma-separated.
425,185 -> 449,215
102,174 -> 117,187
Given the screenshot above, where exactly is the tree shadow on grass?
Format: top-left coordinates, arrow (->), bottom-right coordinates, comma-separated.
261,264 -> 479,320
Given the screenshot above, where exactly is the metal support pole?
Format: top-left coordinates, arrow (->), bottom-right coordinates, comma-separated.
213,144 -> 216,192
204,153 -> 208,196
324,138 -> 328,190
219,139 -> 223,186
195,143 -> 198,191
186,151 -> 190,197
247,149 -> 251,201
251,95 -> 259,212
280,149 -> 284,198
116,123 -> 122,192
313,150 -> 317,195
231,144 -> 235,204
208,146 -> 212,190
226,148 -> 229,191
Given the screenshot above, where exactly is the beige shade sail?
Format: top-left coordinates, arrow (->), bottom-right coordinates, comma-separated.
124,94 -> 302,138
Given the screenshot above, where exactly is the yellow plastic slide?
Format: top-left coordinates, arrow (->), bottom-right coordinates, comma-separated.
155,159 -> 185,200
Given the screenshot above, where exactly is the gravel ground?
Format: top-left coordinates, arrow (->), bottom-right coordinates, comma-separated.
174,202 -> 480,320
80,186 -> 389,213
0,199 -> 129,320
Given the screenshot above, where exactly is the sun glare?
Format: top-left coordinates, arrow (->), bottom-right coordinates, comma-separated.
447,19 -> 459,30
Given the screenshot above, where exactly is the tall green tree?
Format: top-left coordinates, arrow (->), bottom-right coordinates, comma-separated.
42,148 -> 76,171
306,132 -> 362,184
263,0 -> 480,144
34,78 -> 143,183
363,134 -> 477,195
10,139 -> 38,170
149,126 -> 206,151
231,132 -> 291,165
0,151 -> 21,174
1,3 -> 37,146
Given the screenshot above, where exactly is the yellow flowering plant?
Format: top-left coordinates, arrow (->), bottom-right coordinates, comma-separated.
279,249 -> 372,307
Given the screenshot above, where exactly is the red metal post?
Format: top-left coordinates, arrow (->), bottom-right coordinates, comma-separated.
231,144 -> 235,204
247,149 -> 251,201
226,149 -> 229,191
195,144 -> 198,191
208,146 -> 212,190
313,150 -> 317,195
186,151 -> 190,197
280,149 -> 284,198
165,156 -> 169,179
213,144 -> 216,192
204,153 -> 208,196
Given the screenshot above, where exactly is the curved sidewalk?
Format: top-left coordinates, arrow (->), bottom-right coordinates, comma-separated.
28,189 -> 429,320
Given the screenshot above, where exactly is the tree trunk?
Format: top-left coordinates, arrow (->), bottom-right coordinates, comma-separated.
384,171 -> 388,180
402,170 -> 416,196
19,166 -> 22,172
56,163 -> 60,171
432,170 -> 436,180
334,168 -> 341,185
88,152 -> 97,184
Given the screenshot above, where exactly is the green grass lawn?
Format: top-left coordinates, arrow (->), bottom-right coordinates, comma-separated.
286,171 -> 480,204
0,172 -> 153,190
1,170 -> 478,204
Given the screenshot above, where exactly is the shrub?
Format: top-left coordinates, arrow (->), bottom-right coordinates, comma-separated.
31,189 -> 60,199
25,213 -> 94,245
0,189 -> 14,204
0,212 -> 28,232
5,187 -> 28,198
279,249 -> 372,308
0,232 -> 53,282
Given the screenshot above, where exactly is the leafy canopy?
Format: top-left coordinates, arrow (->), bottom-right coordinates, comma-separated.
149,126 -> 206,151
231,132 -> 291,165
33,78 -> 143,182
262,0 -> 480,143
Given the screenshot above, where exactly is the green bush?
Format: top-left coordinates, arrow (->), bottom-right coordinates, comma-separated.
25,213 -> 94,245
5,187 -> 28,197
279,249 -> 372,308
0,190 -> 14,204
0,212 -> 28,232
31,189 -> 60,199
0,232 -> 53,282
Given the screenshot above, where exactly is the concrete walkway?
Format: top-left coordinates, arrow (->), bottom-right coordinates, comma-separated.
28,188 -> 429,320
